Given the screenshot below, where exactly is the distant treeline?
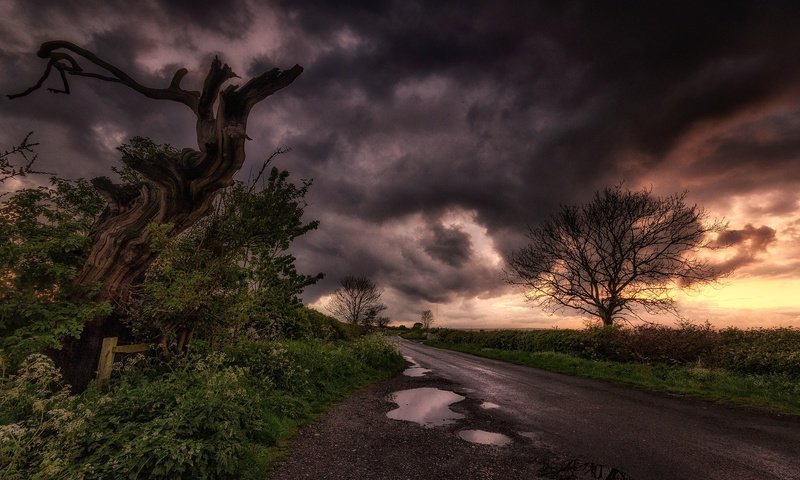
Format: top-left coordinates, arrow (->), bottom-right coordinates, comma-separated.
432,325 -> 800,377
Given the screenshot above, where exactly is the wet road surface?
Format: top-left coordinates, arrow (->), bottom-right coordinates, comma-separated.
398,338 -> 800,480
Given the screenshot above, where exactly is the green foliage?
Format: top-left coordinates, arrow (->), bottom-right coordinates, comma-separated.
434,325 -> 800,377
0,178 -> 110,367
116,136 -> 178,182
264,307 -> 364,341
714,328 -> 800,376
0,336 -> 403,479
129,164 -> 323,346
0,136 -> 402,479
0,354 -> 73,478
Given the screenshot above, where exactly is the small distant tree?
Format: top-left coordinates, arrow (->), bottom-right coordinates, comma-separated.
412,322 -> 423,330
420,310 -> 434,329
326,276 -> 386,327
507,185 -> 725,326
376,316 -> 391,328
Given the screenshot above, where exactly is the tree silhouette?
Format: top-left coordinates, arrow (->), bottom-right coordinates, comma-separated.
420,310 -> 434,329
326,276 -> 386,327
507,185 -> 725,326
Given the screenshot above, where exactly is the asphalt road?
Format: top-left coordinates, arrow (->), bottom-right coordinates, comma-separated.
397,338 -> 800,480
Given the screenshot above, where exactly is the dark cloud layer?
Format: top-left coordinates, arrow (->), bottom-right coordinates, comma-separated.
422,223 -> 473,268
2,0 -> 800,323
714,224 -> 777,273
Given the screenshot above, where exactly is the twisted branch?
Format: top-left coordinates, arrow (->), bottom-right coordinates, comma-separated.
8,41 -> 200,112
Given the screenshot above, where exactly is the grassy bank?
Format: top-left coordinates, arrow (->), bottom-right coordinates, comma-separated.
427,341 -> 800,415
1,335 -> 404,479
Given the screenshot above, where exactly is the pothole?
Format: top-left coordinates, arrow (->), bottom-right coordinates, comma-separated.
457,429 -> 512,446
387,387 -> 465,427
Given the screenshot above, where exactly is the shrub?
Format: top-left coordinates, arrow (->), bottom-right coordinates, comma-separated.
714,328 -> 800,376
434,326 -> 800,378
1,335 -> 404,479
0,354 -> 72,478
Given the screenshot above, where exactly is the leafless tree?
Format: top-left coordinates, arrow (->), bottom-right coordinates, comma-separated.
506,185 -> 726,326
9,41 -> 302,389
420,309 -> 434,329
327,276 -> 386,327
376,316 -> 391,328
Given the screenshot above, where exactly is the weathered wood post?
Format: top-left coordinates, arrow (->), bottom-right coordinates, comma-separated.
96,336 -> 117,382
96,337 -> 152,382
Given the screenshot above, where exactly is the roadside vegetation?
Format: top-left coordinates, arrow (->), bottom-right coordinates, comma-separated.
0,136 -> 404,479
2,329 -> 403,479
425,325 -> 800,414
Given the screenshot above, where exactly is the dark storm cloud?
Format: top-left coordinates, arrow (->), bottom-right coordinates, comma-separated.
3,0 -> 800,321
713,224 -> 777,274
422,223 -> 473,268
160,0 -> 254,38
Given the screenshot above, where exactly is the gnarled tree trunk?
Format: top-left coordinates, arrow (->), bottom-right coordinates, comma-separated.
10,41 -> 302,390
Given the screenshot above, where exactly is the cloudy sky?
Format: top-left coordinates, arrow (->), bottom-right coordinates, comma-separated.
2,0 -> 800,328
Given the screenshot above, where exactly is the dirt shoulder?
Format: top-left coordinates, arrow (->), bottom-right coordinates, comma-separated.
268,369 -> 611,480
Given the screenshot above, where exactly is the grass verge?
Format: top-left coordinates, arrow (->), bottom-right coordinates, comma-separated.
427,341 -> 800,416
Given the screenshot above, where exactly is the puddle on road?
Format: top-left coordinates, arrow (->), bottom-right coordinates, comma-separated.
457,429 -> 512,446
387,387 -> 465,427
480,401 -> 500,410
402,355 -> 432,377
403,366 -> 432,377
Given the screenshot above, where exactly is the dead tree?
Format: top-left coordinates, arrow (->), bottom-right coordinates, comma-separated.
9,41 -> 302,390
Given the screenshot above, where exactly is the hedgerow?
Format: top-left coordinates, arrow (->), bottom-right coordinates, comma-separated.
434,325 -> 800,377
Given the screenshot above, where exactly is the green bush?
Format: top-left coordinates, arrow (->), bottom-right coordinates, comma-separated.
714,328 -> 800,376
271,307 -> 364,341
1,353 -> 256,479
0,335 -> 404,479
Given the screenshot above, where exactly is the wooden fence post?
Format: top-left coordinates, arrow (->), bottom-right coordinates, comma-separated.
97,336 -> 118,382
96,338 -> 153,382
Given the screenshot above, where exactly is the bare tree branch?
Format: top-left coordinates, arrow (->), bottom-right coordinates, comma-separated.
0,132 -> 53,184
507,185 -> 727,326
8,41 -> 200,111
327,276 -> 386,327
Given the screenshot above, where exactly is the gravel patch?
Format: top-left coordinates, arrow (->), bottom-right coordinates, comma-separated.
269,371 -> 589,480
